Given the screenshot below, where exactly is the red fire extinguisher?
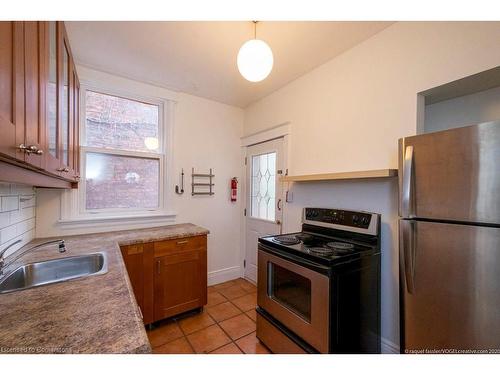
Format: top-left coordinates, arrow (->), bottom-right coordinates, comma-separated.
231,177 -> 238,202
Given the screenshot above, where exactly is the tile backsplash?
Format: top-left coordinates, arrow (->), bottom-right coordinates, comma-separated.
0,183 -> 36,258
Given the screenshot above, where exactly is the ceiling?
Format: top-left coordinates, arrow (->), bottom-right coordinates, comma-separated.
66,21 -> 394,108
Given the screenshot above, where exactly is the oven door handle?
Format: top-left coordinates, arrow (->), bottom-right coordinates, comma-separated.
258,244 -> 330,275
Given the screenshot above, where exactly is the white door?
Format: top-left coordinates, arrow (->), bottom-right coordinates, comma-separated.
244,138 -> 284,282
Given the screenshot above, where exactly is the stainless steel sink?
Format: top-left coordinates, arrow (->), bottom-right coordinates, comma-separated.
0,253 -> 107,294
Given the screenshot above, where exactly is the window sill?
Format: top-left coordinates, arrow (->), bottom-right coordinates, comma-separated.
57,211 -> 177,231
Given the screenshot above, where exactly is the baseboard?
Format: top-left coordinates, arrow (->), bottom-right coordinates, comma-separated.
244,264 -> 257,283
208,266 -> 241,286
381,337 -> 400,354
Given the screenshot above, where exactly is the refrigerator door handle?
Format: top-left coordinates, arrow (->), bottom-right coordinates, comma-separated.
402,145 -> 414,218
401,219 -> 416,294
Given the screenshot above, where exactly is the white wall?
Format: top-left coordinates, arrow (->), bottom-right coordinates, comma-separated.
424,85 -> 500,133
0,183 -> 36,258
36,68 -> 244,285
244,22 -> 500,352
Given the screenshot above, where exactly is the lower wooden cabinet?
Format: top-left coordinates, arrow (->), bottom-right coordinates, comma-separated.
120,234 -> 207,325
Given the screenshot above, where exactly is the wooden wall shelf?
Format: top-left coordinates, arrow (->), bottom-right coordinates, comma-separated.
280,168 -> 398,183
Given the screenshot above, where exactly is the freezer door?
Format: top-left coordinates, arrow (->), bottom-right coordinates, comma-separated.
398,121 -> 500,224
400,219 -> 500,352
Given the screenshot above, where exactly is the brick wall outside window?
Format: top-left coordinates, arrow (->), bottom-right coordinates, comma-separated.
83,90 -> 161,211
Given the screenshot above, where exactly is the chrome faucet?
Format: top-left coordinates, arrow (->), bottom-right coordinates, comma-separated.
0,239 -> 66,277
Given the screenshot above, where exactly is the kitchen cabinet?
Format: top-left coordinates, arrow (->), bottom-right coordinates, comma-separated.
120,235 -> 208,325
0,22 -> 26,162
0,21 -> 80,188
153,236 -> 207,321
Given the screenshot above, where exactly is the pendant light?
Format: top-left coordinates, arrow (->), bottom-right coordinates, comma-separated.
237,21 -> 274,82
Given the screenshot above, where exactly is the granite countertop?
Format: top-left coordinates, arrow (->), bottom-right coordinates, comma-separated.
0,223 -> 209,354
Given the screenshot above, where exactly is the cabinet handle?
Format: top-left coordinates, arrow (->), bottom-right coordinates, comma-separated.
176,240 -> 188,245
156,260 -> 161,274
57,167 -> 70,172
17,144 -> 43,155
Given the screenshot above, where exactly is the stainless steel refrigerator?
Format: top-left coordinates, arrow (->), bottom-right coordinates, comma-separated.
398,121 -> 500,353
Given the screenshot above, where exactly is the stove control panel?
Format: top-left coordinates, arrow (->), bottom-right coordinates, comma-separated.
304,208 -> 372,229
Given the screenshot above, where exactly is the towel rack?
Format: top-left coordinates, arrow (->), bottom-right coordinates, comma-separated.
192,168 -> 215,196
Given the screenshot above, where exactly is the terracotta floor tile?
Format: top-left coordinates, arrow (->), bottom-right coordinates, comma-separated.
236,332 -> 271,354
147,321 -> 184,348
245,309 -> 257,322
219,285 -> 248,300
186,324 -> 231,353
235,278 -> 257,292
241,284 -> 257,293
206,301 -> 241,322
207,285 -> 217,292
232,293 -> 257,312
153,337 -> 194,354
207,291 -> 227,307
219,314 -> 256,340
178,310 -> 215,335
209,342 -> 243,354
213,280 -> 238,290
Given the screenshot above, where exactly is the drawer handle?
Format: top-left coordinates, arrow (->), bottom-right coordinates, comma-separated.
176,240 -> 189,245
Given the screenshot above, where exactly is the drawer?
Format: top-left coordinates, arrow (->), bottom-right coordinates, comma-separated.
154,235 -> 206,258
121,244 -> 143,255
256,310 -> 308,354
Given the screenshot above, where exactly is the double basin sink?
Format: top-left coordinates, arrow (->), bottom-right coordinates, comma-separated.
0,253 -> 107,294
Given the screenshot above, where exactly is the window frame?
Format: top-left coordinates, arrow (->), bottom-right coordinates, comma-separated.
59,77 -> 176,228
80,84 -> 167,216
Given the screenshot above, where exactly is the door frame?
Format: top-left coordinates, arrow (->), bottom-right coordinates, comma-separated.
239,122 -> 291,281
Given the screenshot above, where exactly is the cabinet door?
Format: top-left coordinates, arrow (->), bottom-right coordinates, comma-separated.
58,26 -> 70,177
72,71 -> 80,181
120,244 -> 145,313
43,21 -> 60,175
23,21 -> 45,169
0,22 -> 24,161
154,248 -> 207,321
57,24 -> 78,181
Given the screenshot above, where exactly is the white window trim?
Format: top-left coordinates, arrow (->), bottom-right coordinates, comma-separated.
59,73 -> 177,230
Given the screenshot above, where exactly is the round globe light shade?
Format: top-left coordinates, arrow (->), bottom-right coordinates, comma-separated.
237,39 -> 274,82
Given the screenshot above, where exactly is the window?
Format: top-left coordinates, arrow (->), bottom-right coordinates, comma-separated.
251,152 -> 276,221
81,90 -> 164,214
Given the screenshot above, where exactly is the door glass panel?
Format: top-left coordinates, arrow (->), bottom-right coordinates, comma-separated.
251,152 -> 276,221
61,42 -> 69,166
47,22 -> 57,157
268,262 -> 311,322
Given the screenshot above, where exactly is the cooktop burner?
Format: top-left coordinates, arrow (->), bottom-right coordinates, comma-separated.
327,242 -> 355,251
308,247 -> 335,255
272,235 -> 301,245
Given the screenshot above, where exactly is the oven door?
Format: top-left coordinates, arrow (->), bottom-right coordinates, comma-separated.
258,246 -> 330,353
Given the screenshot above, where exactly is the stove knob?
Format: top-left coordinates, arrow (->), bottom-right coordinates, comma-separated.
352,215 -> 359,224
362,216 -> 370,225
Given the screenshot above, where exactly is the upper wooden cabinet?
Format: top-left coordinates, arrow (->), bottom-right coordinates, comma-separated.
0,21 -> 80,188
